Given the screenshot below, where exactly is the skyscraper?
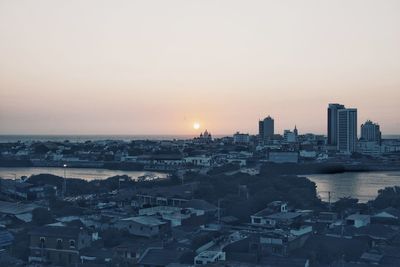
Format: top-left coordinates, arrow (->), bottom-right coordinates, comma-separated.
337,108 -> 357,154
361,120 -> 381,144
327,103 -> 345,146
259,116 -> 274,141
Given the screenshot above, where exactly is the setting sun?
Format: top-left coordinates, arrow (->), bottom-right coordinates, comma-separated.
193,122 -> 200,130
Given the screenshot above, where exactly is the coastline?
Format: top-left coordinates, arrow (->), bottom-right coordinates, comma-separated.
1,159 -> 400,174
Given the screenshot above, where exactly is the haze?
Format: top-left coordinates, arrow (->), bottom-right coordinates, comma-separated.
0,0 -> 399,135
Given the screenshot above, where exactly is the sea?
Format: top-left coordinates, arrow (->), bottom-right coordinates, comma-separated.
0,134 -> 399,143
0,167 -> 168,181
307,171 -> 400,203
0,135 -> 199,143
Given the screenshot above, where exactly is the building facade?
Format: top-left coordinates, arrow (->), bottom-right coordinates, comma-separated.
327,103 -> 345,146
259,116 -> 274,141
29,226 -> 92,266
361,120 -> 381,144
337,108 -> 358,154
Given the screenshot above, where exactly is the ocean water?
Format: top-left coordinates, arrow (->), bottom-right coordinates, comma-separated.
1,134 -> 398,143
0,167 -> 167,181
0,134 -> 199,143
307,171 -> 400,203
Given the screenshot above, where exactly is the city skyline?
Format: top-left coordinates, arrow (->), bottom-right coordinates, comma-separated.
1,0 -> 400,135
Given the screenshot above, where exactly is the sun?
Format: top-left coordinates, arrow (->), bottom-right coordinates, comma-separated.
193,122 -> 200,130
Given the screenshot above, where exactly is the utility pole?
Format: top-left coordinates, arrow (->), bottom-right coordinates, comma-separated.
218,199 -> 223,226
62,164 -> 67,198
328,191 -> 331,211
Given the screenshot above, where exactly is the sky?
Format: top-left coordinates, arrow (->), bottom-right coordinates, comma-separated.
0,0 -> 399,135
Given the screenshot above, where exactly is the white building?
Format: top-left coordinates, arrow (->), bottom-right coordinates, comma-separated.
194,251 -> 226,265
184,156 -> 212,167
233,132 -> 250,144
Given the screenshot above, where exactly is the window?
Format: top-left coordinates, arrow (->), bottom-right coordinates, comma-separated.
40,237 -> 46,248
69,240 -> 75,248
253,218 -> 261,224
56,239 -> 63,249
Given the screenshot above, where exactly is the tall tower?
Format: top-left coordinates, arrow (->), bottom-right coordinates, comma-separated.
337,108 -> 357,154
327,103 -> 345,146
259,116 -> 274,141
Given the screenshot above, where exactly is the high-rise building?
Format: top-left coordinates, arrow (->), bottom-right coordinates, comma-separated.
259,116 -> 274,140
337,108 -> 357,153
327,103 -> 345,146
361,120 -> 381,144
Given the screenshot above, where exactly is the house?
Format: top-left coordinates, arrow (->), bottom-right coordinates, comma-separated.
114,216 -> 170,238
194,251 -> 226,265
372,207 -> 400,225
0,200 -> 40,223
184,156 -> 212,167
251,201 -> 288,225
259,229 -> 311,257
139,206 -> 206,227
182,199 -> 218,217
251,210 -> 301,228
28,225 -> 92,266
346,214 -> 371,228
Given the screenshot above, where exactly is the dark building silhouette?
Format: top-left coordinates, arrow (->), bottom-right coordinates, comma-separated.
259,116 -> 274,141
327,103 -> 345,146
337,108 -> 357,153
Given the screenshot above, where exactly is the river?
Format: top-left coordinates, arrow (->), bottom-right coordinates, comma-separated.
307,171 -> 400,203
0,167 -> 167,181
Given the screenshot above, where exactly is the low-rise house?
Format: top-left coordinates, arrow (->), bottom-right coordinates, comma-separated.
114,216 -> 170,238
182,199 -> 218,218
194,251 -> 226,265
346,214 -> 371,228
28,225 -> 92,266
259,229 -> 311,257
139,206 -> 206,227
184,156 -> 212,167
252,210 -> 302,228
372,207 -> 400,225
0,200 -> 40,223
133,183 -> 198,207
251,201 -> 288,226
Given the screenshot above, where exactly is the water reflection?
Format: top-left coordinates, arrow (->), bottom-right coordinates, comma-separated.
0,167 -> 167,181
307,171 -> 400,203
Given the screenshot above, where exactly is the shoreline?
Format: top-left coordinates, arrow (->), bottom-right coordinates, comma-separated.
1,160 -> 400,175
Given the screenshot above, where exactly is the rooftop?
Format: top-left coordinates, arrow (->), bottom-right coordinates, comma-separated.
29,225 -> 84,239
0,201 -> 40,215
121,216 -> 167,226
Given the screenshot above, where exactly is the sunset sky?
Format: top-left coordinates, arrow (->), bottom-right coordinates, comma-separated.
0,0 -> 399,135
